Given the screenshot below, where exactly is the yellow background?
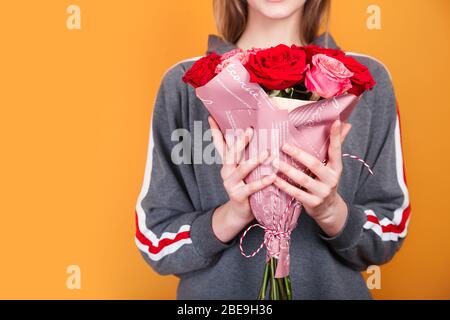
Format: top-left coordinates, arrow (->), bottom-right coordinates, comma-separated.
0,0 -> 449,299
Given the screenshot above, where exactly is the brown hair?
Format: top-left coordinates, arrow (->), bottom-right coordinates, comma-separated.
212,0 -> 331,46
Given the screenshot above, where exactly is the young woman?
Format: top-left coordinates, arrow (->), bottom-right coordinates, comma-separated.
135,0 -> 411,299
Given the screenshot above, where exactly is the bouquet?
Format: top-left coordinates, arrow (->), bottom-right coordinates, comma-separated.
182,43 -> 376,299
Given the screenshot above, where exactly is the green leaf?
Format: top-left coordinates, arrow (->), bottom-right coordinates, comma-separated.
268,90 -> 281,97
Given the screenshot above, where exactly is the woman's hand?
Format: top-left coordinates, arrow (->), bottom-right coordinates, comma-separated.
208,116 -> 276,243
272,120 -> 352,237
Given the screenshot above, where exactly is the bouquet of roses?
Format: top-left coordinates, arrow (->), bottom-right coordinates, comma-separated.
182,43 -> 375,299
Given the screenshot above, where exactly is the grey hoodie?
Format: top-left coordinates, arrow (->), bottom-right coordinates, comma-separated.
134,33 -> 411,299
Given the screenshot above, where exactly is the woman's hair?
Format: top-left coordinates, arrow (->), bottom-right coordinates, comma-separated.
213,0 -> 331,46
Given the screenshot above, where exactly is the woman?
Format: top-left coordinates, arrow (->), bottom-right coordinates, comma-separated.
135,0 -> 411,299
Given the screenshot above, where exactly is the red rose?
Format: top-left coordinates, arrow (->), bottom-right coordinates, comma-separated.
336,56 -> 376,96
244,44 -> 307,90
182,52 -> 221,88
299,44 -> 345,64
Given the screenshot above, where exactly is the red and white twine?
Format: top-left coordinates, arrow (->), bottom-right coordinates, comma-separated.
239,223 -> 292,259
239,197 -> 298,259
239,154 -> 373,259
342,153 -> 374,175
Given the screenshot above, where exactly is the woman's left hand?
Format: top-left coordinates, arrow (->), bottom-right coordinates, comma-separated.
272,120 -> 352,237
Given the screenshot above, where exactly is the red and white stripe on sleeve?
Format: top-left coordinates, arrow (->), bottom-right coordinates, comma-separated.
362,106 -> 411,241
134,128 -> 193,261
346,52 -> 411,242
134,58 -> 204,261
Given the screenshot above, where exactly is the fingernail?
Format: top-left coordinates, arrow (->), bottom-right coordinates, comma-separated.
272,158 -> 279,168
259,149 -> 269,160
282,143 -> 293,152
245,127 -> 253,136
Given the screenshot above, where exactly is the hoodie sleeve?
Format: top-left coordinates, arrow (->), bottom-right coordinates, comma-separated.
134,63 -> 234,276
320,59 -> 411,271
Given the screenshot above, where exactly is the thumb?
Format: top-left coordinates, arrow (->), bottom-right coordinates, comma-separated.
340,123 -> 352,144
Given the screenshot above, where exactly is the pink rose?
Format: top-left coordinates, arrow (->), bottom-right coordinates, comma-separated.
220,48 -> 245,61
215,49 -> 247,73
246,47 -> 263,55
215,48 -> 262,73
305,54 -> 354,98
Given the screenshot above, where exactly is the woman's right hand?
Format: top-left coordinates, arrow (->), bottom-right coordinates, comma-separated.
208,116 -> 276,243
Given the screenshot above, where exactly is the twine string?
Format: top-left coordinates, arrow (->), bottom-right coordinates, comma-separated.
239,153 -> 373,259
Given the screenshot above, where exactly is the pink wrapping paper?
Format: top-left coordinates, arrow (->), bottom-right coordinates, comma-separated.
195,58 -> 359,278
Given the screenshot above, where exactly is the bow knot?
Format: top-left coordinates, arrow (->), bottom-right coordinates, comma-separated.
239,224 -> 292,259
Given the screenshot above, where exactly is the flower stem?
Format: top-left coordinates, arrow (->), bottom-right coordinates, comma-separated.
257,261 -> 270,300
276,277 -> 288,300
269,257 -> 279,300
284,276 -> 293,300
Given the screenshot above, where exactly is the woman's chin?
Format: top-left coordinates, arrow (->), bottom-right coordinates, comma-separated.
259,8 -> 293,20
246,0 -> 302,20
